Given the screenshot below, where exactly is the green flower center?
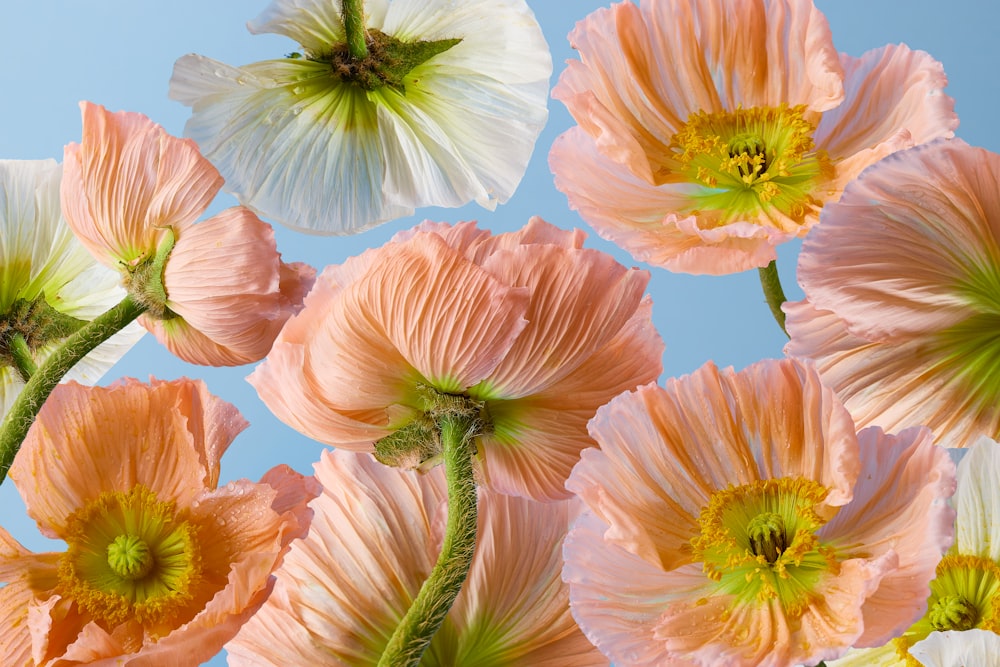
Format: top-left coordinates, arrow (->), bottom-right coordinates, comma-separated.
57,485 -> 202,628
669,105 -> 833,228
891,553 -> 1000,661
690,477 -> 838,617
305,29 -> 461,93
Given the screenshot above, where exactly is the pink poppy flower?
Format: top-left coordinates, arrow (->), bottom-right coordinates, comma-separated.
549,0 -> 956,275
226,449 -> 604,666
60,101 -> 315,366
785,139 -> 1000,448
563,358 -> 956,667
248,217 -> 663,501
0,377 -> 319,664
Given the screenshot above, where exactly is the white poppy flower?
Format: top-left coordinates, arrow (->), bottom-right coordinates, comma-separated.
169,0 -> 552,235
0,159 -> 145,418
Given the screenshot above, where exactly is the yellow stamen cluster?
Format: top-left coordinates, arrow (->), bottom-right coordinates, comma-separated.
668,105 -> 833,228
690,477 -> 838,617
57,485 -> 202,629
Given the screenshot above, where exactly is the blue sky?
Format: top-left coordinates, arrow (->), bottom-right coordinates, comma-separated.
1,1 -> 997,664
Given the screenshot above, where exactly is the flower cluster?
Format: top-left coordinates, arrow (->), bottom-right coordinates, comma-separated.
3,0 -> 1000,666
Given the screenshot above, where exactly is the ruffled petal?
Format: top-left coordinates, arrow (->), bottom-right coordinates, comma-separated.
476,298 -> 663,501
909,629 -> 1000,667
819,426 -> 956,646
798,140 -> 994,340
60,102 -> 220,265
784,299 -> 1000,448
815,45 -> 957,190
9,379 -> 246,535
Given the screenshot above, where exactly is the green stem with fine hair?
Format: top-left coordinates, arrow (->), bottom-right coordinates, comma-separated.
377,413 -> 480,667
758,259 -> 789,338
8,333 -> 37,383
342,0 -> 369,59
0,294 -> 146,483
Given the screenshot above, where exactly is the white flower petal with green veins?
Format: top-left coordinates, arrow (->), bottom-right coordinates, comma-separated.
0,159 -> 145,419
169,0 -> 551,235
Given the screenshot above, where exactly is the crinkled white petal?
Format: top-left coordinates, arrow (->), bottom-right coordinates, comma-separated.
0,160 -> 145,419
909,629 -> 1000,667
248,0 -> 389,50
954,436 -> 1000,561
169,0 -> 551,235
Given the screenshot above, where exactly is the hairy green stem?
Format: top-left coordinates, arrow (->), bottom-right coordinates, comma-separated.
0,294 -> 146,483
758,260 -> 789,338
377,413 -> 480,666
342,0 -> 369,59
8,333 -> 37,383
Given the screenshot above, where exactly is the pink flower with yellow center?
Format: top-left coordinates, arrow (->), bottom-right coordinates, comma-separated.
60,101 -> 315,366
785,139 -> 1000,448
549,0 -> 957,275
248,217 -> 663,501
226,449 -> 604,666
0,378 -> 318,664
563,358 -> 956,666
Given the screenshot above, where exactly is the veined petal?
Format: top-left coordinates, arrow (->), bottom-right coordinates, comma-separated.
474,244 -> 649,398
170,0 -> 550,234
307,232 -> 529,406
819,426 -> 956,646
815,45 -> 957,191
477,297 -> 662,502
798,140 -> 992,341
60,102 -> 220,265
9,379 -> 247,536
170,56 -> 395,234
954,437 -> 1000,561
247,0 -> 390,49
784,299 -> 1000,448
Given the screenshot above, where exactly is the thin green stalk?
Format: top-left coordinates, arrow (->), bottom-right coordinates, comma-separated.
8,333 -> 37,383
758,259 -> 789,338
342,0 -> 369,59
0,294 -> 146,483
377,413 -> 480,667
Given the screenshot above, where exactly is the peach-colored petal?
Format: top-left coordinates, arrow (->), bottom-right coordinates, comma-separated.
784,299 -> 1000,448
227,450 -> 445,665
563,513 -> 708,667
550,128 -> 795,275
228,450 -> 600,665
10,378 -> 246,535
476,297 -> 663,501
445,493 -> 604,666
815,45 -> 957,190
154,206 -> 315,365
60,102 -> 220,266
549,0 -> 955,275
474,244 -> 649,398
570,359 -> 858,570
798,139 -> 993,340
3,378 -> 317,664
819,426 -> 956,646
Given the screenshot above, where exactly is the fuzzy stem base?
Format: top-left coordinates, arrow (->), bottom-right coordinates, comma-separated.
758,260 -> 789,338
0,294 -> 146,483
377,413 -> 480,666
342,0 -> 369,59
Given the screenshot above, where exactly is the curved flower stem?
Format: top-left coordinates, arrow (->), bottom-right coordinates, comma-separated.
0,294 -> 146,483
342,0 -> 369,59
8,333 -> 37,383
377,413 -> 480,667
758,260 -> 789,338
